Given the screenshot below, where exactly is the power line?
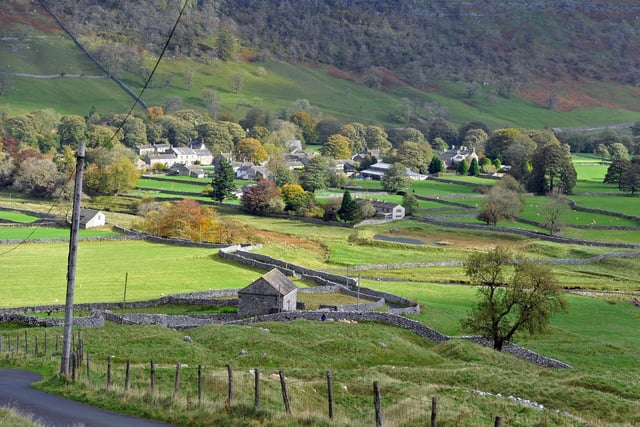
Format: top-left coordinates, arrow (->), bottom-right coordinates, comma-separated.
110,0 -> 191,144
0,0 -> 190,256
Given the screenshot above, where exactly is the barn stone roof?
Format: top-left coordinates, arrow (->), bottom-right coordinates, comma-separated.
239,268 -> 297,296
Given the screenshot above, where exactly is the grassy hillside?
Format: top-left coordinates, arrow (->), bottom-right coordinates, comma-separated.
1,1 -> 639,129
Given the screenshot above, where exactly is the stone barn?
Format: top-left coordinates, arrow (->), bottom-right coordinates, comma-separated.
238,268 -> 298,317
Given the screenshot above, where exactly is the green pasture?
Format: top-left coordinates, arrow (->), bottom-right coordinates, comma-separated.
136,178 -> 209,193
0,226 -> 118,240
519,196 -> 640,227
568,195 -> 640,218
572,163 -> 618,194
0,211 -> 40,223
409,179 -> 480,196
572,153 -> 603,163
0,240 -> 262,308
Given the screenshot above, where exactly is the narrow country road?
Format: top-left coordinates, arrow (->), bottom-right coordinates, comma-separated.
0,369 -> 177,427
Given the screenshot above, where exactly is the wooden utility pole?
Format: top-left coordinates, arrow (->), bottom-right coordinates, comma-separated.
60,142 -> 85,376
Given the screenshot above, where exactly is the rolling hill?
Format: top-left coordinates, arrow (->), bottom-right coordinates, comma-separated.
0,0 -> 639,130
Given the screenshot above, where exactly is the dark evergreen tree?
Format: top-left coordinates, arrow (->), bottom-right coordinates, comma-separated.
210,157 -> 236,203
468,157 -> 480,176
457,159 -> 469,175
428,156 -> 444,174
337,191 -> 363,223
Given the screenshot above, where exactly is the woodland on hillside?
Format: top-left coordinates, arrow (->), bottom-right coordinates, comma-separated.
44,0 -> 640,89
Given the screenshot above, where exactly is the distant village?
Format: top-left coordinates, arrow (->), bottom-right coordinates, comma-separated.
136,140 -> 481,183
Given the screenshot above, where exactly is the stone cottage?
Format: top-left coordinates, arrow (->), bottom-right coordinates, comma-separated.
237,268 -> 298,317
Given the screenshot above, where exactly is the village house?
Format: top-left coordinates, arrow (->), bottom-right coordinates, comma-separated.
168,163 -> 206,178
78,209 -> 106,229
139,143 -> 213,168
358,200 -> 405,220
360,162 -> 425,180
439,146 -> 479,169
235,163 -> 272,181
145,153 -> 179,169
237,268 -> 298,317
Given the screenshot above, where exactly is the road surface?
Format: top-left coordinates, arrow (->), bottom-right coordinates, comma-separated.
0,369 -> 176,427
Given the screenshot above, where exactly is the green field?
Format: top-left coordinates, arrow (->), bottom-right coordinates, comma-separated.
0,226 -> 118,241
0,240 -> 262,307
0,211 -> 40,223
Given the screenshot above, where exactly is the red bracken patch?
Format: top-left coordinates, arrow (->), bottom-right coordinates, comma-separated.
0,3 -> 61,34
519,77 -> 626,112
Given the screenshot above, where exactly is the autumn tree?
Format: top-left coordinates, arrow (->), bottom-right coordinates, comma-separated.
396,141 -> 432,174
236,137 -> 268,164
197,121 -> 244,154
280,183 -> 312,213
461,247 -> 568,351
136,199 -> 221,242
210,157 -> 236,203
241,180 -> 283,214
321,134 -> 351,159
290,111 -> 318,145
84,156 -> 139,196
382,162 -> 411,193
339,123 -> 367,153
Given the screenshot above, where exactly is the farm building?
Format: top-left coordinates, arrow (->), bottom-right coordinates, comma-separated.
238,268 -> 298,317
79,209 -> 106,229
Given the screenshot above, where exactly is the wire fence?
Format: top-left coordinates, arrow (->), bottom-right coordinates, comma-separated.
0,330 -> 509,426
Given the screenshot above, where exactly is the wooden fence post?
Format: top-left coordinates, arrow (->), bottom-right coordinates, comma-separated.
86,352 -> 91,383
279,371 -> 291,414
0,334 -> 3,352
24,330 -> 27,354
44,331 -> 47,355
150,360 -> 156,393
55,335 -> 58,352
254,368 -> 260,411
197,365 -> 203,404
431,396 -> 437,427
125,359 -> 131,391
173,362 -> 181,399
226,364 -> 233,407
327,371 -> 334,420
107,355 -> 112,388
71,353 -> 76,381
494,416 -> 502,427
373,381 -> 383,427
34,336 -> 38,355
16,332 -> 19,353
